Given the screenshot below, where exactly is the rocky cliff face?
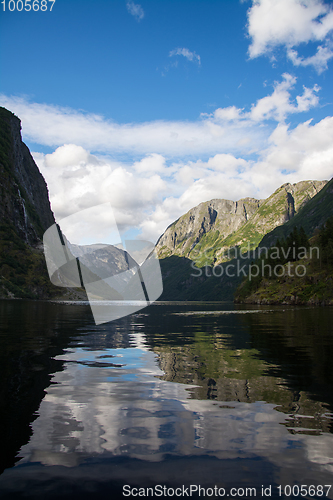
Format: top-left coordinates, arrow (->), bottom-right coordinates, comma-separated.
156,197 -> 262,259
156,180 -> 327,267
0,107 -> 60,298
0,108 -> 55,245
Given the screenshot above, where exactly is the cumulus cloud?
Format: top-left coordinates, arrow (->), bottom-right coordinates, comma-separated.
203,74 -> 320,124
126,1 -> 144,21
0,94 -> 266,157
169,47 -> 201,65
287,45 -> 333,73
35,145 -> 167,233
211,106 -> 244,121
247,0 -> 333,72
249,74 -> 320,121
257,116 -> 333,181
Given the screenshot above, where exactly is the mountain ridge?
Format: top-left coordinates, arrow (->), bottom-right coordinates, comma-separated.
156,197 -> 263,261
156,179 -> 327,268
157,178 -> 331,302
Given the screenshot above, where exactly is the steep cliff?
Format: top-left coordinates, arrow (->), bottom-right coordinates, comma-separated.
217,180 -> 326,260
0,108 -> 55,243
0,107 -> 61,298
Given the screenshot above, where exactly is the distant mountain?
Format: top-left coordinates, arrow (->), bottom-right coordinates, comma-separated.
67,241 -> 138,297
68,242 -> 137,280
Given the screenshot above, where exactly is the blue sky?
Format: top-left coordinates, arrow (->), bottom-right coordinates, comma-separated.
1,1 -> 254,123
1,0 -> 333,244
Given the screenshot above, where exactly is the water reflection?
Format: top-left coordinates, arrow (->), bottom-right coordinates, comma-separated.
0,301 -> 332,498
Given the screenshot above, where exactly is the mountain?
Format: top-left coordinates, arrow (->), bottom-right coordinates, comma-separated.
68,242 -> 137,281
156,180 -> 326,267
0,107 -> 61,299
157,179 -> 329,301
66,241 -> 138,298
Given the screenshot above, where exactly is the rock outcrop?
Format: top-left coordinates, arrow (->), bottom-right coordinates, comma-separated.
235,178 -> 333,305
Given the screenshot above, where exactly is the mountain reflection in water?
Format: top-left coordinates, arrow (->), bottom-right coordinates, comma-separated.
0,300 -> 332,499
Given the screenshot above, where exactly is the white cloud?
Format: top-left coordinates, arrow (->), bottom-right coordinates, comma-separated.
259,116 -> 333,181
169,47 -> 201,65
203,74 -> 320,124
35,145 -> 167,234
0,94 -> 266,157
211,106 -> 244,121
247,0 -> 333,72
126,1 -> 144,21
287,44 -> 333,73
133,154 -> 168,174
249,74 -> 320,121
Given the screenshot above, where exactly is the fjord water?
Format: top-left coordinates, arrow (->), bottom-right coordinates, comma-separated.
0,300 -> 332,499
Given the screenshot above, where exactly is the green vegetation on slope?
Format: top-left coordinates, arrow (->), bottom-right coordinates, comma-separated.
158,179 -> 333,303
0,222 -> 60,299
212,181 -> 325,264
235,219 -> 333,305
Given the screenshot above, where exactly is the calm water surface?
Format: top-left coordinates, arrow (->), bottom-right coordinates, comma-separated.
0,300 -> 332,499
